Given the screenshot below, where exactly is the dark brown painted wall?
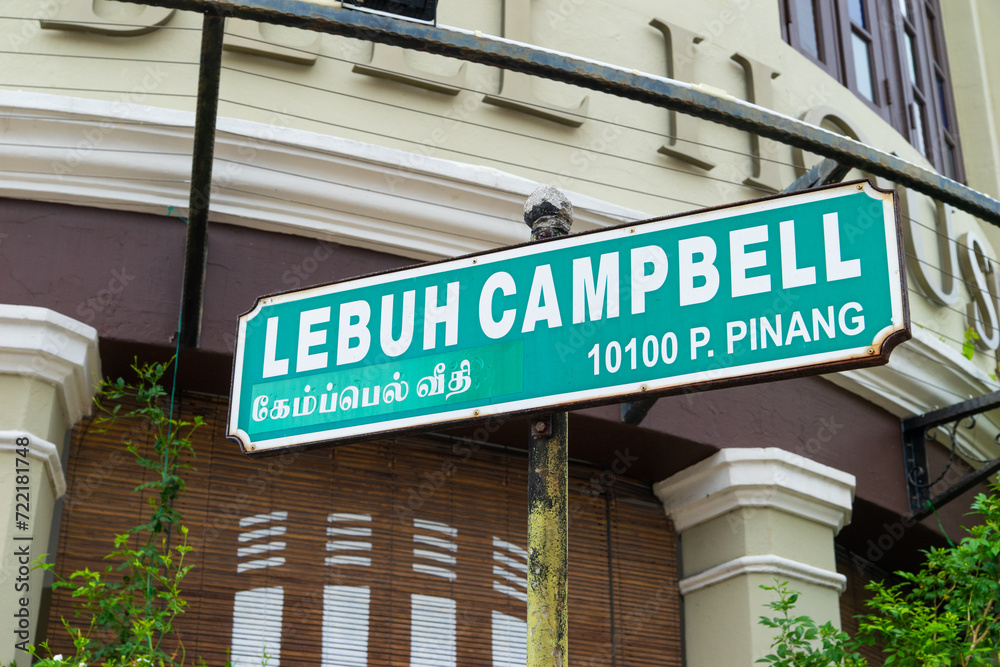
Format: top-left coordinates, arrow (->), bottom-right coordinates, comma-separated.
0,197 -> 414,354
0,197 -> 187,344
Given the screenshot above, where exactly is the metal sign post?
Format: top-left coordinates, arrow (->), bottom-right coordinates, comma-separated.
179,11 -> 225,348
523,187 -> 572,667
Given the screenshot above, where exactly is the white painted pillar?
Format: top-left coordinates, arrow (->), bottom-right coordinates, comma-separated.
654,448 -> 855,667
0,305 -> 100,666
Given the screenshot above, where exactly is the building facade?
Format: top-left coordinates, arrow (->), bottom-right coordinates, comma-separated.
2,0 -> 1000,664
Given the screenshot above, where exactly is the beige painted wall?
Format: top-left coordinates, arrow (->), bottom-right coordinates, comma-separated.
2,0 -> 1000,377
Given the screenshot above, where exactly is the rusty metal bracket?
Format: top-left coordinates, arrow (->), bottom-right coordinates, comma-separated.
620,157 -> 849,426
619,396 -> 655,427
902,390 -> 1000,520
114,0 -> 1000,228
782,157 -> 853,193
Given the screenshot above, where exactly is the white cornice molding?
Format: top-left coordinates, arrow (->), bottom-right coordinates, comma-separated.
0,91 -> 647,261
678,554 -> 847,596
654,447 -> 856,534
0,430 -> 66,498
826,327 -> 1000,463
0,304 -> 101,424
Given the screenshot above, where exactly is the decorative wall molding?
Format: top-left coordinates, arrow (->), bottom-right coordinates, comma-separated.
0,430 -> 66,498
0,91 -> 646,261
654,447 -> 856,533
0,304 -> 101,424
678,554 -> 847,596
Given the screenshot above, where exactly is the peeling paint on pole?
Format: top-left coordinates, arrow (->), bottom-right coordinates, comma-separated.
524,187 -> 571,667
527,412 -> 569,667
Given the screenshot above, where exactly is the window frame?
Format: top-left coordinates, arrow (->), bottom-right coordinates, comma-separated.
780,0 -> 841,81
833,0 -> 890,118
919,0 -> 964,181
780,0 -> 964,181
893,0 -> 932,159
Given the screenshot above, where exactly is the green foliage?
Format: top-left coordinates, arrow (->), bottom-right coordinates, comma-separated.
757,580 -> 865,666
760,482 -> 1000,666
854,487 -> 1000,666
963,326 -> 980,360
31,359 -> 204,667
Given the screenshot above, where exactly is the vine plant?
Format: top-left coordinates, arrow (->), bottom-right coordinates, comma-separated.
30,359 -> 203,666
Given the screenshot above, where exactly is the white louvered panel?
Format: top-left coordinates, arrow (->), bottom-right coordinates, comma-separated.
410,594 -> 457,667
491,610 -> 527,667
326,512 -> 373,568
231,586 -> 284,667
322,585 -> 370,667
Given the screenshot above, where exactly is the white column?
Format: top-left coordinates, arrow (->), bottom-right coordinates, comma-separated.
0,305 -> 100,666
654,448 -> 855,667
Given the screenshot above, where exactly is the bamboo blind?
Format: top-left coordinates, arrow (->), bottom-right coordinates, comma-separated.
836,548 -> 891,667
45,391 -> 683,666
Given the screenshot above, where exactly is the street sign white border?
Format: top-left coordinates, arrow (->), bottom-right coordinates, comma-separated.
229,180 -> 907,454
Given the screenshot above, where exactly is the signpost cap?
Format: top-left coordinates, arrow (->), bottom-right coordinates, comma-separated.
524,185 -> 573,240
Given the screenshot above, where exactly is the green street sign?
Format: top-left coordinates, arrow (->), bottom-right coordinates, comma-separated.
229,180 -> 908,454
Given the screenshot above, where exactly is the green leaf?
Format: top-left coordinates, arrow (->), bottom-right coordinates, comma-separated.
963,327 -> 980,360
